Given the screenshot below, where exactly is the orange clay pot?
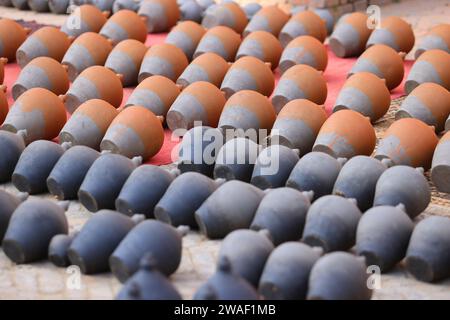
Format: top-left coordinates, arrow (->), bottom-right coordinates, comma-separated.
0,57 -> 6,85
0,86 -> 7,124
367,16 -> 415,54
100,10 -> 148,45
60,4 -> 109,38
236,31 -> 282,70
313,109 -> 376,159
415,24 -> 450,58
165,21 -> 206,60
279,35 -> 328,73
0,18 -> 29,61
202,2 -> 248,34
243,5 -> 290,37
138,0 -> 180,33
194,26 -> 242,62
279,11 -> 327,47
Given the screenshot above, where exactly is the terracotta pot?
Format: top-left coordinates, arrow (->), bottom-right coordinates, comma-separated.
11,0 -> 29,10
0,19 -> 29,61
366,16 -> 414,54
0,131 -> 26,183
270,99 -> 327,156
177,52 -> 229,88
2,88 -> 66,144
125,75 -> 180,117
105,39 -> 147,87
415,24 -> 450,59
202,2 -> 247,34
193,26 -> 241,62
62,32 -> 113,81
101,106 -> 164,160
329,12 -> 373,58
165,21 -> 206,60
60,4 -> 109,38
431,131 -> 450,193
0,86 -> 8,125
48,0 -> 70,14
334,72 -> 391,122
0,57 -> 6,85
405,49 -> 450,94
396,83 -> 450,132
64,66 -> 123,113
12,57 -> 70,101
138,0 -> 180,33
272,64 -> 327,113
375,118 -> 439,169
312,8 -> 334,36
313,109 -> 376,159
279,35 -> 328,73
179,0 -> 203,23
113,0 -> 141,12
243,5 -> 289,37
100,10 -> 148,45
279,11 -> 327,47
60,99 -> 118,150
243,2 -> 261,20
27,0 -> 49,12
167,81 -> 226,131
138,43 -> 188,83
236,31 -> 282,70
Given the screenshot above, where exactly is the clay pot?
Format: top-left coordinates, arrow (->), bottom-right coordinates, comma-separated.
179,0 -> 203,23
243,2 -> 261,20
177,52 -> 230,88
100,10 -> 148,45
12,57 -> 70,100
113,0 -> 141,12
356,205 -> 413,272
333,72 -> 391,122
0,57 -> 6,85
11,0 -> 28,9
415,24 -> 450,58
202,2 -> 247,34
312,8 -> 334,36
405,49 -> 450,94
138,0 -> 180,33
167,81 -> 226,131
2,88 -> 66,144
62,32 -> 113,82
431,131 -> 450,193
396,83 -> 450,132
101,106 -> 164,160
373,166 -> 430,219
116,165 -> 177,217
313,109 -> 376,159
374,118 -> 439,169
60,4 -> 109,38
48,0 -> 70,14
0,131 -> 26,183
235,31 -> 282,70
2,199 -> 68,264
405,216 -> 450,282
125,75 -> 180,117
329,12 -> 373,58
367,16 -> 414,54
27,0 -> 49,12
243,5 -> 289,37
48,233 -> 77,267
272,64 -> 327,113
0,19 -> 29,61
0,85 -> 7,123
64,66 -> 123,113
91,0 -> 115,11
47,146 -> 100,200
307,252 -> 372,300
286,151 -> 345,201
279,35 -> 328,73
0,191 -> 28,241
193,26 -> 241,62
138,43 -> 188,83
165,21 -> 206,61
78,154 -> 142,212
279,11 -> 327,47
259,242 -> 321,300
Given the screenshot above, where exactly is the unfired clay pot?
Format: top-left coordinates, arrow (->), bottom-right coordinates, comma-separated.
367,16 -> 415,54
0,18 -> 29,61
279,10 -> 327,47
165,21 -> 206,61
236,31 -> 282,70
243,5 -> 290,37
431,131 -> 450,193
60,4 -> 109,38
138,0 -> 180,33
193,26 -> 242,62
279,35 -> 328,73
99,9 -> 148,45
202,2 -> 247,34
415,24 -> 450,58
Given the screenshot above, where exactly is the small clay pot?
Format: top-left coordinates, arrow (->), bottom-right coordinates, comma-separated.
0,19 -> 29,61
138,0 -> 180,33
64,66 -> 123,113
415,24 -> 450,58
193,26 -> 241,62
138,43 -> 189,83
374,118 -> 439,169
202,2 -> 247,34
0,57 -> 6,85
431,131 -> 450,193
0,190 -> 28,241
0,84 -> 7,122
100,10 -> 148,45
62,32 -> 113,81
313,109 -> 376,159
12,57 -> 70,100
0,131 -> 26,183
405,216 -> 450,282
179,0 -> 203,23
177,52 -> 230,88
91,0 -> 115,11
373,166 -> 430,219
279,35 -> 328,73
333,72 -> 391,122
269,99 -> 327,156
312,8 -> 334,36
48,233 -> 77,267
60,4 -> 109,38
48,0 -> 70,14
307,252 -> 372,300
396,83 -> 450,132
125,75 -> 180,117
405,49 -> 450,94
165,21 -> 206,61
243,2 -> 261,20
286,151 -> 345,201
113,0 -> 141,12
367,16 -> 414,54
47,146 -> 100,200
279,11 -> 327,47
243,5 -> 289,37
27,0 -> 49,12
167,81 -> 226,131
2,88 -> 66,144
11,0 -> 29,9
329,12 -> 373,58
236,31 -> 282,70
272,64 -> 327,113
356,205 -> 413,272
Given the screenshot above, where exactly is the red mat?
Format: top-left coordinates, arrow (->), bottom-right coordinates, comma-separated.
2,33 -> 413,166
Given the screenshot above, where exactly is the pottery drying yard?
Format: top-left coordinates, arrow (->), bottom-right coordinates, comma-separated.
0,0 -> 450,301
